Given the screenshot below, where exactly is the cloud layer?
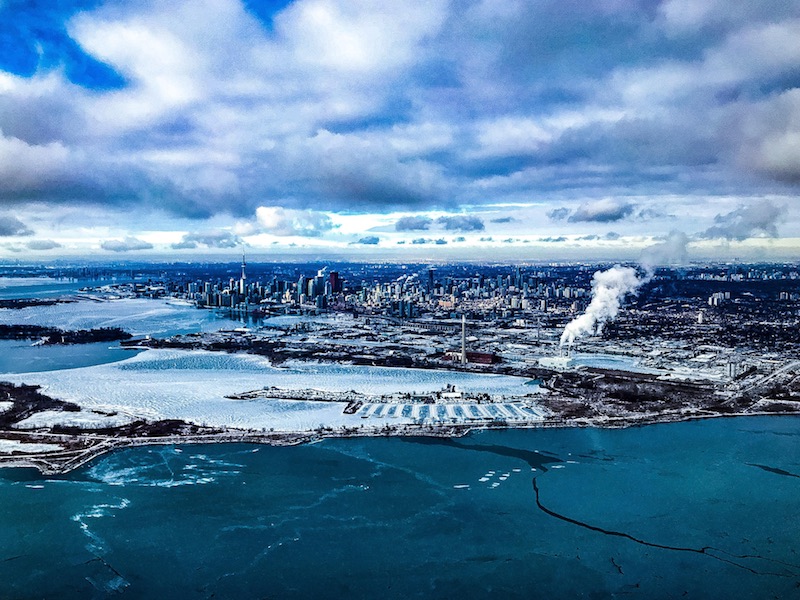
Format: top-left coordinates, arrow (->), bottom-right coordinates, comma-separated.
0,0 -> 798,257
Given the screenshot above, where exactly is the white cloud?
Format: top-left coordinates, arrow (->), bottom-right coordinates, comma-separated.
701,199 -> 787,240
250,206 -> 334,237
101,236 -> 154,252
277,0 -> 447,74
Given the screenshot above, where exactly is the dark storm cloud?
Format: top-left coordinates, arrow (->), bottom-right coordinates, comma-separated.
436,215 -> 485,231
636,207 -> 673,221
395,216 -> 433,231
539,236 -> 567,243
101,237 -> 153,252
353,235 -> 380,245
547,207 -> 571,221
568,200 -> 635,223
171,230 -> 242,249
171,240 -> 198,249
605,231 -> 621,240
314,164 -> 446,211
0,216 -> 33,236
490,216 -> 516,223
700,200 -> 787,240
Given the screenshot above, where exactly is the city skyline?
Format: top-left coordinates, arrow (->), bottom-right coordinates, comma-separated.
1,0 -> 799,261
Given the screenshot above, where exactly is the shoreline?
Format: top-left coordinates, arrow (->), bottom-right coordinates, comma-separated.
2,409 -> 798,476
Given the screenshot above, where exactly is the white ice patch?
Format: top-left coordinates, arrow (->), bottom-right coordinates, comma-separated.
71,497 -> 132,593
0,401 -> 12,413
87,448 -> 242,488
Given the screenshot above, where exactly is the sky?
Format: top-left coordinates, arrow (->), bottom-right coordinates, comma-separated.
1,0 -> 799,263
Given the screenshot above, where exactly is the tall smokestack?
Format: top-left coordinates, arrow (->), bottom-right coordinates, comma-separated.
461,314 -> 467,365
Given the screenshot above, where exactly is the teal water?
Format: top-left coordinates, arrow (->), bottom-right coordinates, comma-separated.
0,287 -> 250,375
2,417 -> 799,599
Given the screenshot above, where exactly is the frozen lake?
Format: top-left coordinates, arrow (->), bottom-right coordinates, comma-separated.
4,349 -> 540,432
0,297 -> 244,338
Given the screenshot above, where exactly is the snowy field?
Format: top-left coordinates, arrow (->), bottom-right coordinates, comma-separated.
3,349 -> 542,432
15,410 -> 135,430
570,352 -> 663,374
261,313 -> 356,328
0,439 -> 63,454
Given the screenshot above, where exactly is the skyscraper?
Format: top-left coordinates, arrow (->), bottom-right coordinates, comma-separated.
329,271 -> 340,294
239,249 -> 247,296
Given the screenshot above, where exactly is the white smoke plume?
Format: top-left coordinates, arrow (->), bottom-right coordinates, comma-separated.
558,231 -> 692,348
559,266 -> 644,347
639,230 -> 689,274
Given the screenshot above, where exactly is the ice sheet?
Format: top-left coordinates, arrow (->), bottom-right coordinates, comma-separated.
4,349 -> 541,432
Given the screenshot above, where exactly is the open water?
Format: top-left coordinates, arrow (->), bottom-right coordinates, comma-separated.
1,418 -> 799,598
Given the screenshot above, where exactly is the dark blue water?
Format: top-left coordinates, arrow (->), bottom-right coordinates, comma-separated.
0,278 -> 88,300
0,340 -> 142,373
2,417 -> 799,599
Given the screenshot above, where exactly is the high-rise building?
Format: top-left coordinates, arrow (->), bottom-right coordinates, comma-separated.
239,250 -> 247,296
329,271 -> 340,294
